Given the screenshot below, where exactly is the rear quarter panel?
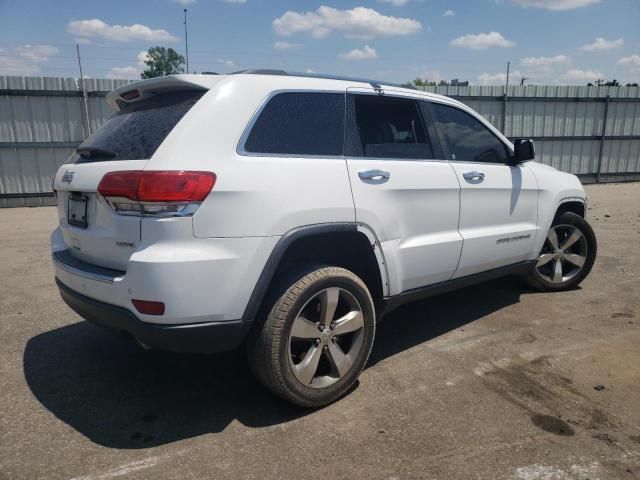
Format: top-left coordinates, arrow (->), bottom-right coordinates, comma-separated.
147,76 -> 356,238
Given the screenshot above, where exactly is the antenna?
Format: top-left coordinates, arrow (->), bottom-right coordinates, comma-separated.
519,76 -> 528,86
183,9 -> 190,74
76,44 -> 91,138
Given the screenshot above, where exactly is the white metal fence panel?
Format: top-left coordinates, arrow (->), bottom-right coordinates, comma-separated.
1,76 -> 639,206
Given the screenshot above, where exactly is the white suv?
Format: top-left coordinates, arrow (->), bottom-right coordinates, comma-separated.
52,71 -> 597,407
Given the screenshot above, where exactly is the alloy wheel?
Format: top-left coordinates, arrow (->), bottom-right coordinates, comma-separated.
287,287 -> 365,388
535,224 -> 588,284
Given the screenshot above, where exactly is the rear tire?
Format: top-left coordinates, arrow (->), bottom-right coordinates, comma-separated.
526,212 -> 597,292
247,266 -> 376,408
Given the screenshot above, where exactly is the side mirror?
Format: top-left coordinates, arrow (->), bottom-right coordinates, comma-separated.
511,138 -> 535,164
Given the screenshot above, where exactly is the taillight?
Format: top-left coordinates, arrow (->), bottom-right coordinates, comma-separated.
98,171 -> 216,216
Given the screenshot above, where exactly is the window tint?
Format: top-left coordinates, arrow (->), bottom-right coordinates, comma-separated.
75,91 -> 204,162
352,95 -> 432,159
244,92 -> 345,156
430,103 -> 509,163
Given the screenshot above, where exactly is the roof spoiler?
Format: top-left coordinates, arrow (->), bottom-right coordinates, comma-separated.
106,75 -> 212,110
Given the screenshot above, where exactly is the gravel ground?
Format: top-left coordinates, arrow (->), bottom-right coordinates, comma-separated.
0,182 -> 639,480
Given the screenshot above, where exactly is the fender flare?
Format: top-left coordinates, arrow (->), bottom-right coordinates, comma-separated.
241,222 -> 390,321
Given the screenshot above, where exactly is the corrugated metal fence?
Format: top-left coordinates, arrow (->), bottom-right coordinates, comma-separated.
1,76 -> 639,207
0,76 -> 131,207
422,84 -> 640,183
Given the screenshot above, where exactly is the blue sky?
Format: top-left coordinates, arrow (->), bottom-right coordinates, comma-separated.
0,0 -> 638,85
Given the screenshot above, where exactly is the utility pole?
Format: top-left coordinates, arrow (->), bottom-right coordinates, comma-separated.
505,61 -> 510,92
76,44 -> 91,138
502,61 -> 510,134
183,9 -> 189,74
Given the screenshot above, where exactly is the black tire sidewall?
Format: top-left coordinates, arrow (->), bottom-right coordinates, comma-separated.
275,268 -> 375,407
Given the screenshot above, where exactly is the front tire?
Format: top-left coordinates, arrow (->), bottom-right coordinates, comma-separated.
527,212 -> 597,292
247,266 -> 376,408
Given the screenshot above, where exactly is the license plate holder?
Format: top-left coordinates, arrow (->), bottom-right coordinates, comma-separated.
67,194 -> 88,229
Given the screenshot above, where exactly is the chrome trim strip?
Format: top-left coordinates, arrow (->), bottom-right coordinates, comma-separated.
52,250 -> 125,284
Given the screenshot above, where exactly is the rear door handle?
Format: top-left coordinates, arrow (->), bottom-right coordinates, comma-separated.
358,169 -> 390,181
462,171 -> 485,181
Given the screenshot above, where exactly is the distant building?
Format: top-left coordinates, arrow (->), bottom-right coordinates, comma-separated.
450,79 -> 469,87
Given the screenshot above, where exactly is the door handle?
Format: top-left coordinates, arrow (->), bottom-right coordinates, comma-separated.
358,169 -> 390,181
462,171 -> 485,181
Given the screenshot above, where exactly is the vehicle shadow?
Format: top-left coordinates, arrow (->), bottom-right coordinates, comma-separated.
23,277 -> 523,449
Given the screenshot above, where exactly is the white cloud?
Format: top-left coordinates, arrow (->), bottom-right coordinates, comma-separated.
339,45 -> 378,60
174,0 -> 196,5
107,50 -> 150,80
618,54 -> 640,68
450,31 -> 515,50
581,37 -> 624,51
67,19 -> 178,43
217,59 -> 237,67
510,0 -> 600,10
274,41 -> 302,50
617,55 -> 640,76
379,0 -> 409,5
443,10 -> 455,16
223,0 -> 247,3
417,70 -> 444,82
74,37 -> 92,45
137,50 -> 149,66
560,69 -> 603,83
477,70 -> 522,85
521,54 -> 571,67
14,44 -> 59,61
520,55 -> 571,82
273,6 -> 421,40
107,66 -> 141,79
0,44 -> 59,75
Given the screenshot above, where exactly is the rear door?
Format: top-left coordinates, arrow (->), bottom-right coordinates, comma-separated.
427,101 -> 539,278
53,90 -> 204,271
345,87 -> 462,295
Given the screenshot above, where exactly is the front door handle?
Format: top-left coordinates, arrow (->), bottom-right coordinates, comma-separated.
358,169 -> 390,181
462,171 -> 485,181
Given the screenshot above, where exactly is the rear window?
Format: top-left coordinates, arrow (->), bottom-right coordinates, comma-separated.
74,91 -> 204,163
243,92 -> 345,156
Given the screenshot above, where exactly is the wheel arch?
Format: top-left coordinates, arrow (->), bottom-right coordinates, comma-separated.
242,223 -> 389,322
554,198 -> 586,220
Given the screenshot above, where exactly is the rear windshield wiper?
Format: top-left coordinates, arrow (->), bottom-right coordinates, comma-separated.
76,147 -> 117,160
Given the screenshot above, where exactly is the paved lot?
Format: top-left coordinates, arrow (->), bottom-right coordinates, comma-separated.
1,183 -> 639,480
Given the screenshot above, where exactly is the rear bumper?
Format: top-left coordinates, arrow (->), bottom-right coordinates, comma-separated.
51,226 -> 280,324
56,278 -> 251,354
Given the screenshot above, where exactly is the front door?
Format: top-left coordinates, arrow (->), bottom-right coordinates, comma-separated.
427,101 -> 539,278
345,88 -> 463,295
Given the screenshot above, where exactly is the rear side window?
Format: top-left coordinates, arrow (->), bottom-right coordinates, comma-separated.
243,92 -> 345,156
351,95 -> 432,159
75,91 -> 204,162
429,103 -> 509,163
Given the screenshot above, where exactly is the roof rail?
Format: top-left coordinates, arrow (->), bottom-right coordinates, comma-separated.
230,69 -> 288,76
228,69 -> 417,90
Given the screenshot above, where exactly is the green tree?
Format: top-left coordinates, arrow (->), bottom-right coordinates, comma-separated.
141,47 -> 185,79
587,79 -> 621,87
408,77 -> 438,88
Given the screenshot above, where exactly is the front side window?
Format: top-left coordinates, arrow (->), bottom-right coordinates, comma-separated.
429,103 -> 509,163
352,95 -> 433,159
243,92 -> 345,156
